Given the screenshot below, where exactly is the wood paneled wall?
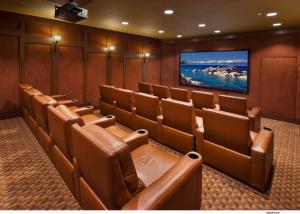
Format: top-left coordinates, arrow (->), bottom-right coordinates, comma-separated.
161,32 -> 300,122
0,11 -> 161,119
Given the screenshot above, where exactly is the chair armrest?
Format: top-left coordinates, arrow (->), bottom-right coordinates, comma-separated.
122,152 -> 202,210
58,99 -> 80,107
121,129 -> 149,151
90,115 -> 115,128
194,128 -> 204,155
248,107 -> 261,132
73,106 -> 94,116
250,128 -> 274,191
215,104 -> 220,110
51,94 -> 67,100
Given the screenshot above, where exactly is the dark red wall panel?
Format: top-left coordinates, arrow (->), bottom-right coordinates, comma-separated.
25,23 -> 51,38
145,59 -> 160,84
0,36 -> 19,119
125,59 -> 142,91
111,53 -> 124,88
24,44 -> 51,94
143,40 -> 161,54
58,46 -> 83,102
53,25 -> 84,43
88,31 -> 107,49
87,52 -> 107,105
127,38 -> 143,54
260,58 -> 297,119
108,33 -> 124,51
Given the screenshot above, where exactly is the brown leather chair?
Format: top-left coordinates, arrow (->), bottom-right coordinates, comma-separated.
159,98 -> 202,154
23,88 -> 43,135
199,108 -> 273,191
169,87 -> 190,102
132,92 -> 161,140
114,88 -> 134,129
50,94 -> 79,107
138,82 -> 153,95
191,91 -> 214,117
72,123 -> 202,210
152,84 -> 170,100
99,84 -> 116,116
19,84 -> 33,123
218,95 -> 261,132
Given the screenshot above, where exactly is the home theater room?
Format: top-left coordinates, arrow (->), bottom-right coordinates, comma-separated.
0,0 -> 299,212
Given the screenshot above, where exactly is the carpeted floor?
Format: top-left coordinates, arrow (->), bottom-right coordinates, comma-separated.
0,117 -> 299,210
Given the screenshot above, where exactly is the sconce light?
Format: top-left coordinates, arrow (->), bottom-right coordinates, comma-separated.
105,45 -> 115,52
51,35 -> 62,44
143,52 -> 150,62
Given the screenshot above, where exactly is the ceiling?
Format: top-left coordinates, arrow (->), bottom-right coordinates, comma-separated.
0,0 -> 300,39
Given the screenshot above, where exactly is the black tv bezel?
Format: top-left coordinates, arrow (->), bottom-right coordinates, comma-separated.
178,49 -> 250,94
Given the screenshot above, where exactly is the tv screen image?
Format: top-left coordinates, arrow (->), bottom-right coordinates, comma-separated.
179,50 -> 249,93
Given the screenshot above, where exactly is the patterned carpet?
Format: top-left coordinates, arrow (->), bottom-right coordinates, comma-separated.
0,117 -> 299,210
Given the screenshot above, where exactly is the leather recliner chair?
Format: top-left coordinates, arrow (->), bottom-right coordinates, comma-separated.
19,84 -> 33,123
114,88 -> 135,129
47,105 -> 149,197
71,123 -> 202,210
138,82 -> 153,95
99,84 -> 116,116
169,87 -> 190,102
191,91 -> 214,117
132,92 -> 161,140
159,98 -> 202,154
198,108 -> 273,191
152,84 -> 170,100
218,95 -> 261,132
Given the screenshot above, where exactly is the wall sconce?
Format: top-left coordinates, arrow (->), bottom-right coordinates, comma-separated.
105,45 -> 115,52
51,35 -> 62,44
143,52 -> 150,62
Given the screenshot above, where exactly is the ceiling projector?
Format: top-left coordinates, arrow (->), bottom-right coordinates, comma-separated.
54,0 -> 88,22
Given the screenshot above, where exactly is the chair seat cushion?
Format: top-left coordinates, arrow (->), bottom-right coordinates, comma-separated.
131,144 -> 179,187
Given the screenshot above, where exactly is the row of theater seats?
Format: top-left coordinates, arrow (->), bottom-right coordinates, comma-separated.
99,84 -> 274,192
18,84 -> 203,210
139,82 -> 261,132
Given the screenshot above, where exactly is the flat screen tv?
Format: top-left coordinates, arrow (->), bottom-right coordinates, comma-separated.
179,50 -> 249,93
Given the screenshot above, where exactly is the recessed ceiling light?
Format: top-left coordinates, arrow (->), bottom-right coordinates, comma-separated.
177,35 -> 182,38
164,9 -> 174,15
158,30 -> 164,34
266,12 -> 278,17
273,23 -> 282,27
257,12 -> 263,16
121,21 -> 129,25
198,23 -> 206,27
214,30 -> 221,34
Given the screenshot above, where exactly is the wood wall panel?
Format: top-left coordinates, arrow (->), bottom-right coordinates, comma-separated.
108,32 -> 124,51
87,52 -> 107,105
144,59 -> 160,84
0,36 -> 19,119
126,59 -> 142,91
260,58 -> 297,119
127,38 -> 143,54
143,40 -> 161,54
88,31 -> 107,49
0,14 -> 19,29
111,53 -> 124,88
58,46 -> 83,102
53,25 -> 84,43
24,44 -> 51,94
25,23 -> 51,38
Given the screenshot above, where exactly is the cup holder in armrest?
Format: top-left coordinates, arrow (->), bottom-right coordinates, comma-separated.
137,129 -> 146,134
188,152 -> 199,160
105,115 -> 113,119
85,106 -> 93,109
263,127 -> 272,131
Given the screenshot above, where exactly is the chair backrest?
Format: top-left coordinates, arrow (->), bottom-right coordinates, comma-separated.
202,108 -> 251,156
169,87 -> 189,102
138,82 -> 153,94
115,88 -> 134,111
47,105 -> 84,160
32,95 -> 58,133
161,98 -> 197,134
99,85 -> 116,105
23,88 -> 43,117
152,84 -> 170,99
191,91 -> 214,109
72,123 -> 141,209
19,84 -> 33,105
219,95 -> 247,115
134,92 -> 160,121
